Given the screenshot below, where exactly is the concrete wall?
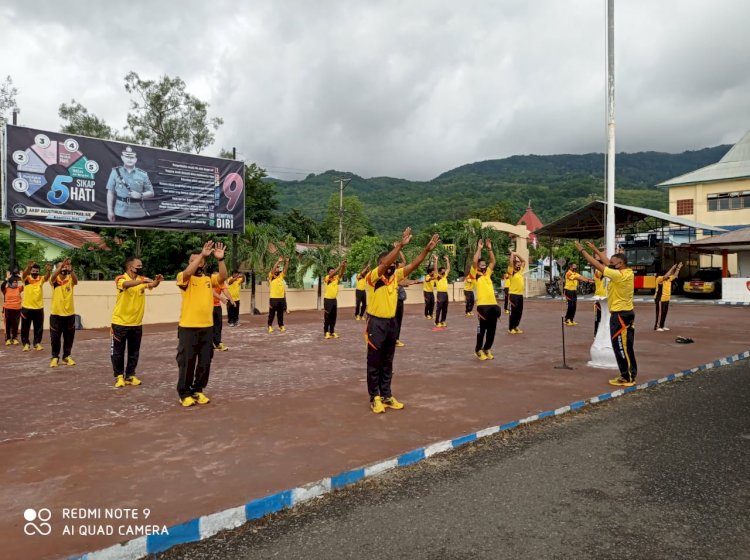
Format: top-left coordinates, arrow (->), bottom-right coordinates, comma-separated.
3,277 -> 547,330
722,278 -> 750,302
668,178 -> 750,228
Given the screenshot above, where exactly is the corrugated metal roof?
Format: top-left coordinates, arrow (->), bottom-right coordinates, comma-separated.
688,226 -> 750,248
534,200 -> 726,239
658,130 -> 750,187
17,222 -> 107,250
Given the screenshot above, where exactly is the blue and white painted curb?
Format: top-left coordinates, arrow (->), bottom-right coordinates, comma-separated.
71,349 -> 750,560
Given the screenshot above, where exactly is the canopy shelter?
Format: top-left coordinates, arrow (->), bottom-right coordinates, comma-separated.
534,200 -> 726,240
684,226 -> 750,279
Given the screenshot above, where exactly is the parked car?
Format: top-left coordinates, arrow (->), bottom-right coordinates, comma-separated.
682,267 -> 723,299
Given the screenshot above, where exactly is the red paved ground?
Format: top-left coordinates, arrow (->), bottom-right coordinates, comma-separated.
2,300 -> 749,560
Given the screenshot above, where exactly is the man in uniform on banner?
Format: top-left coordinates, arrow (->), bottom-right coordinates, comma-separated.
106,146 -> 154,222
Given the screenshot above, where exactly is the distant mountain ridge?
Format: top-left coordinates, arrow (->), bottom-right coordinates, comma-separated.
274,145 -> 731,237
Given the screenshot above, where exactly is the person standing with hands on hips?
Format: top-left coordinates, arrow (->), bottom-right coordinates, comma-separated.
175,241 -> 228,407
575,241 -> 637,387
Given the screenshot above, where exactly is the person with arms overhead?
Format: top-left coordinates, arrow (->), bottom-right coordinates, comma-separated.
49,258 -> 78,367
323,259 -> 347,339
423,266 -> 436,320
354,262 -> 370,321
576,241 -> 637,387
507,249 -> 526,334
433,255 -> 451,328
473,239 -> 501,360
563,263 -> 592,326
267,256 -> 289,333
175,241 -> 228,407
20,261 -> 49,351
463,261 -> 476,317
654,262 -> 682,332
111,257 -> 163,388
226,271 -> 243,327
366,228 -> 439,413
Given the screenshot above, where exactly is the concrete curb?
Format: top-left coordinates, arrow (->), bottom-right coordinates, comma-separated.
71,349 -> 750,560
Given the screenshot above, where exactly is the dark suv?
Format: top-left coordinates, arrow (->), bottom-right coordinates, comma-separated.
683,267 -> 723,299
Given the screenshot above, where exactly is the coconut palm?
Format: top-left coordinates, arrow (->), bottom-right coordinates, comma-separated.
297,245 -> 336,309
238,223 -> 278,313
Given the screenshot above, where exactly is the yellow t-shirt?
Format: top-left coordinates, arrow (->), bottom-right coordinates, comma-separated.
177,272 -> 220,328
356,275 -> 367,291
464,272 -> 475,292
507,264 -> 525,295
366,267 -> 405,319
324,274 -> 339,299
112,275 -> 149,326
50,276 -> 75,316
23,275 -> 45,309
436,274 -> 449,293
227,278 -> 242,300
269,272 -> 285,299
655,276 -> 672,302
594,270 -> 606,297
476,269 -> 497,306
564,270 -> 581,291
602,267 -> 634,312
423,274 -> 435,292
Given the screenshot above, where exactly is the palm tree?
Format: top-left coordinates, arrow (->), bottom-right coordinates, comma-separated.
238,223 -> 278,313
297,246 -> 335,309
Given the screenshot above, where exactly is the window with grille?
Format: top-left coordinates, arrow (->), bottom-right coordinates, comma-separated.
676,199 -> 694,215
707,191 -> 750,211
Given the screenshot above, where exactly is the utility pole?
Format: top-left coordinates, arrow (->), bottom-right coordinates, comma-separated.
8,107 -> 20,272
231,146 -> 239,272
335,176 -> 351,247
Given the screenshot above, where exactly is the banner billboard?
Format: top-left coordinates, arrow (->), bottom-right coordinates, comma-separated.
2,125 -> 245,233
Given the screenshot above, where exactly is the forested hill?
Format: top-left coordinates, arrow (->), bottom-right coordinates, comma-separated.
274,145 -> 731,237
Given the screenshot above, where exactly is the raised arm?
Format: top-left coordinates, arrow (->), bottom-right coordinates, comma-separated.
472,240 -> 484,269
377,227 -> 413,276
22,260 -> 34,278
182,241 -> 214,281
575,241 -> 606,274
486,239 -> 496,272
586,242 -> 611,267
443,255 -> 450,276
402,233 -> 440,277
214,242 -> 228,282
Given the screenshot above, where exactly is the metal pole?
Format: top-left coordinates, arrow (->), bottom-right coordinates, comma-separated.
8,108 -> 19,272
338,178 -> 343,247
231,146 -> 239,272
605,0 -> 616,258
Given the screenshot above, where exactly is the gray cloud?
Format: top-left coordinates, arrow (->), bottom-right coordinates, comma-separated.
2,0 -> 748,180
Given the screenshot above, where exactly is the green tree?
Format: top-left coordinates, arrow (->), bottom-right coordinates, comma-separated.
321,194 -> 372,246
58,100 -> 118,139
274,208 -> 320,243
0,75 -> 18,124
237,223 -> 281,312
345,235 -> 388,276
0,238 -> 46,275
297,246 -> 337,309
124,71 -> 223,153
245,164 -> 279,224
471,201 -> 513,223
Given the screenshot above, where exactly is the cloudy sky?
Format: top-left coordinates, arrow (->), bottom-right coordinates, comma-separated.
2,0 -> 748,180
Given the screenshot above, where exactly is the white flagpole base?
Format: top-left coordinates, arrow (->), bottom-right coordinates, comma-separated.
588,297 -> 619,369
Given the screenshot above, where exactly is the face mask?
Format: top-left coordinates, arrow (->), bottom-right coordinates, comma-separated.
134,267 -> 144,275
195,267 -> 204,276
386,265 -> 396,276
30,272 -> 39,278
60,270 -> 69,276
479,267 -> 487,274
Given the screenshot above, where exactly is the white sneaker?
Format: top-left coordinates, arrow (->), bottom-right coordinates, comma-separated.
656,328 -> 665,332
662,327 -> 670,331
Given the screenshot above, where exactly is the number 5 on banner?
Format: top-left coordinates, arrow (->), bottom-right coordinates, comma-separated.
48,176 -> 72,205
222,172 -> 244,212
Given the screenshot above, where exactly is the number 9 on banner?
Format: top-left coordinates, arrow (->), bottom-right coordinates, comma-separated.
222,172 -> 244,212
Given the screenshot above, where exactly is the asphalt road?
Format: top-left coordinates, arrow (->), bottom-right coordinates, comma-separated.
156,361 -> 750,560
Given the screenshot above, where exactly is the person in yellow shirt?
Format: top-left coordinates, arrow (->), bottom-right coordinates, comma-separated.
463,262 -> 476,317
366,228 -> 439,413
267,256 -> 289,333
20,261 -> 50,351
2,271 -> 23,346
111,257 -> 163,388
175,241 -> 227,407
507,249 -> 526,334
354,262 -> 370,320
655,262 -> 682,332
48,258 -> 78,367
423,267 -> 436,319
212,279 -> 234,351
472,239 -> 500,360
226,271 -> 243,327
433,254 -> 451,328
563,263 -> 593,326
576,241 -> 637,387
593,268 -> 607,336
323,259 -> 347,339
